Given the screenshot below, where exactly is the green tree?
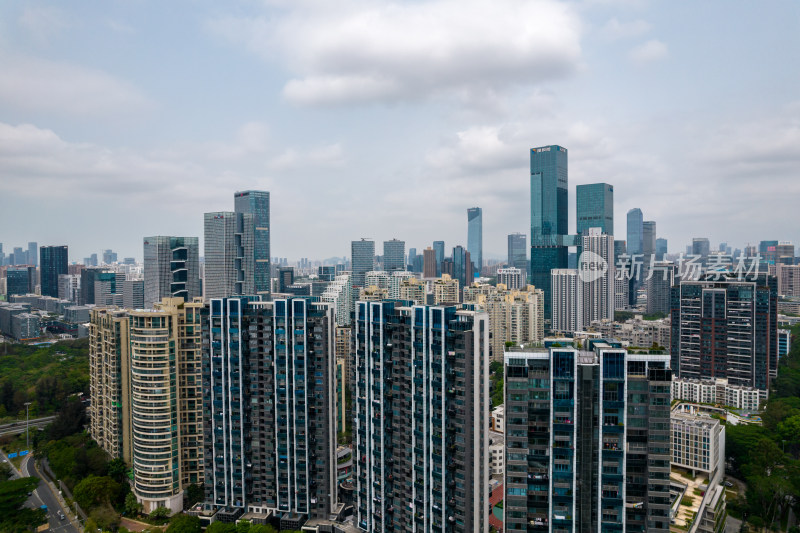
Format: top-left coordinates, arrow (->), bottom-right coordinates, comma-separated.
48,396 -> 87,440
0,477 -> 47,533
206,522 -> 236,533
125,492 -> 142,516
165,514 -> 201,533
182,483 -> 203,509
91,504 -> 121,532
237,520 -> 252,533
248,525 -> 276,533
108,457 -> 128,483
73,475 -> 121,511
150,506 -> 171,522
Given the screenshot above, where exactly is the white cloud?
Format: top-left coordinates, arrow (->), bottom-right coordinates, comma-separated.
18,6 -> 69,46
209,0 -> 583,106
600,18 -> 651,40
0,53 -> 152,117
628,39 -> 668,64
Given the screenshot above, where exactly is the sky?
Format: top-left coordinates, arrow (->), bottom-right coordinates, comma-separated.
1,0 -> 799,263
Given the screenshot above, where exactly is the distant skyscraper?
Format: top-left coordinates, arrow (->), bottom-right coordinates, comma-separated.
351,238 -> 375,301
656,238 -> 668,260
407,247 -> 417,270
642,221 -> 656,259
12,247 -> 24,265
646,262 -> 675,315
551,269 -> 581,333
626,208 -> 643,255
433,240 -> 445,276
383,239 -> 406,271
614,240 -> 627,263
422,247 -> 437,278
123,279 -> 144,309
530,145 -> 569,321
204,212 -> 241,298
580,228 -> 615,327
102,249 -> 118,264
453,245 -> 473,291
143,236 -> 201,308
27,242 -> 38,267
508,233 -> 527,272
278,266 -> 294,293
467,207 -> 483,274
40,245 -> 68,298
576,183 -> 614,236
692,238 -> 710,262
234,190 -> 271,297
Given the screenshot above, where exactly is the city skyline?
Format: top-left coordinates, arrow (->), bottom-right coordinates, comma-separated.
1,2 -> 799,260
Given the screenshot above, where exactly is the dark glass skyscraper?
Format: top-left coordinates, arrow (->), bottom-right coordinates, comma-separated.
40,245 -> 68,298
433,240 -> 445,276
530,145 -> 569,321
467,207 -> 483,274
626,208 -> 643,255
508,232 -> 527,272
234,190 -> 271,297
576,183 -> 614,236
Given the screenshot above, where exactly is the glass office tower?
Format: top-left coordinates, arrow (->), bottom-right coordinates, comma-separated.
234,190 -> 271,298
626,209 -> 643,256
576,183 -> 614,236
433,241 -> 445,276
467,207 -> 483,274
508,233 -> 528,272
40,245 -> 68,298
530,145 -> 569,322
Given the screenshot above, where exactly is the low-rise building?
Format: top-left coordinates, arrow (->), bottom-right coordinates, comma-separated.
672,377 -> 761,411
671,411 -> 725,482
588,315 -> 671,350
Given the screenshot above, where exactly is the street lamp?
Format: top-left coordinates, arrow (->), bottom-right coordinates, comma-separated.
24,402 -> 32,451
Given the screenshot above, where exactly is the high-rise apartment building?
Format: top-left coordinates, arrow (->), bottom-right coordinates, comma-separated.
508,233 -> 527,272
497,267 -> 526,290
463,283 -> 544,361
576,183 -> 613,236
670,273 -> 778,394
433,241 -> 445,276
775,263 -> 800,297
626,208 -> 643,256
580,228 -> 615,327
89,298 -> 205,515
433,274 -> 460,304
467,207 -> 483,273
321,272 -> 353,326
40,245 -> 68,298
530,145 -> 569,322
202,297 -> 338,524
143,236 -> 201,308
503,342 -> 672,532
383,239 -> 406,272
551,269 -> 581,333
353,301 -> 490,533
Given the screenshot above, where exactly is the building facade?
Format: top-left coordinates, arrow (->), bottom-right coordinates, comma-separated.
626,209 -> 643,256
530,146 -> 569,322
503,343 -> 672,532
143,236 -> 201,308
353,301 -> 490,533
40,245 -> 68,298
383,239 -> 406,272
576,183 -> 613,236
468,207 -> 483,274
202,297 -> 338,523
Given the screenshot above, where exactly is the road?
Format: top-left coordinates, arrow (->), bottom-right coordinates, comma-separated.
0,447 -> 79,533
0,415 -> 57,437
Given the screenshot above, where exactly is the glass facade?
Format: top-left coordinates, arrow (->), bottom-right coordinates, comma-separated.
234,190 -> 271,297
383,239 -> 405,271
467,207 -> 483,273
530,146 -> 569,321
576,183 -> 614,236
433,241 -> 445,276
143,236 -> 201,308
40,245 -> 68,298
507,232 -> 527,272
626,209 -> 643,256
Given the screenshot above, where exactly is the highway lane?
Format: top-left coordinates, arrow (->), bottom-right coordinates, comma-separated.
21,455 -> 79,533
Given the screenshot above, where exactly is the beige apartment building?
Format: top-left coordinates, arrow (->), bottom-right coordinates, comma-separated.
463,282 -> 544,361
89,297 -> 204,515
